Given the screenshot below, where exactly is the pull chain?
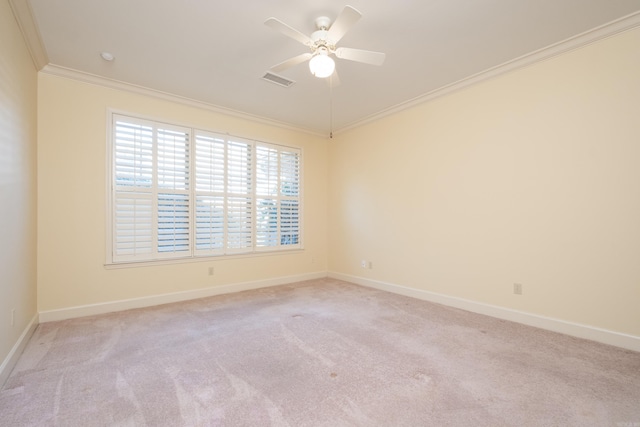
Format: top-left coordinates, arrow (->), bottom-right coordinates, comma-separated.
329,75 -> 334,139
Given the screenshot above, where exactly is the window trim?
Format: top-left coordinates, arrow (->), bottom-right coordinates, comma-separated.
105,109 -> 304,266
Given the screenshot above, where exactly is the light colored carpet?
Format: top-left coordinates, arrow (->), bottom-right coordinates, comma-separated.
1,278 -> 639,426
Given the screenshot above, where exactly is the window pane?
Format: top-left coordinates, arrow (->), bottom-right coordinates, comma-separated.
256,198 -> 278,247
195,196 -> 224,251
280,151 -> 300,197
227,197 -> 252,249
114,121 -> 153,188
157,128 -> 190,190
280,199 -> 299,245
157,193 -> 190,253
195,134 -> 225,193
256,146 -> 278,196
114,193 -> 153,256
227,140 -> 252,195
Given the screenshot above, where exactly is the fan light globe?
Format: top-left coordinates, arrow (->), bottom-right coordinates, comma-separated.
309,54 -> 335,78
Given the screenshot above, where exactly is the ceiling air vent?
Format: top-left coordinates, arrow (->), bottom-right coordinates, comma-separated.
262,72 -> 295,88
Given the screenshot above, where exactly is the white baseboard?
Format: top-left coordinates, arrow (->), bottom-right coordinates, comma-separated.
36,270 -> 640,352
39,271 -> 328,322
329,272 -> 640,353
1,313 -> 39,388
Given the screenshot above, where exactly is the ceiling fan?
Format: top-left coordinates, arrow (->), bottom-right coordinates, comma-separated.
265,5 -> 385,79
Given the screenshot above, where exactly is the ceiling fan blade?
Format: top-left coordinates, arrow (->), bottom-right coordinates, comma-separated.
327,5 -> 362,43
270,52 -> 313,72
265,18 -> 312,46
335,47 -> 385,66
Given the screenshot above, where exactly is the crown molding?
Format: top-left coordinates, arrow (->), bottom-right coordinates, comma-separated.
40,64 -> 326,138
335,11 -> 640,135
8,0 -> 48,70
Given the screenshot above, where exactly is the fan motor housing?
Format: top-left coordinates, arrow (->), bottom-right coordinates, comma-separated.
315,16 -> 331,30
311,16 -> 334,47
311,29 -> 330,44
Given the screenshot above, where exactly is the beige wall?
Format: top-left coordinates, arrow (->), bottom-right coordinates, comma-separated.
0,0 -> 38,367
20,12 -> 640,343
329,28 -> 640,337
37,74 -> 328,312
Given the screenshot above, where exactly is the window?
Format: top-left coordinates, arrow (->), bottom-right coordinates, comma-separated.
109,114 -> 301,264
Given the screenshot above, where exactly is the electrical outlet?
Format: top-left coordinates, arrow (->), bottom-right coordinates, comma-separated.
360,260 -> 372,269
513,283 -> 523,295
208,267 -> 215,276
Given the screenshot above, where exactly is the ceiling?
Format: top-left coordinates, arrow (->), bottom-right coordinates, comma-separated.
12,0 -> 640,135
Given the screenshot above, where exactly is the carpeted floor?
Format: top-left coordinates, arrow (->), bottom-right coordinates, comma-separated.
1,278 -> 639,426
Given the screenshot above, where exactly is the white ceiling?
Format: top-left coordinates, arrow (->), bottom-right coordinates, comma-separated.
12,0 -> 640,135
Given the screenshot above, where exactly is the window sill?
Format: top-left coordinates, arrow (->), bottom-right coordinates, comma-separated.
104,248 -> 305,269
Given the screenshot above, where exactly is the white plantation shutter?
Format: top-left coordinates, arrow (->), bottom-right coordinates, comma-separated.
193,132 -> 255,255
113,118 -> 154,261
109,113 -> 301,264
195,195 -> 224,252
157,193 -> 190,255
256,146 -> 278,248
112,115 -> 191,262
280,199 -> 299,245
227,197 -> 253,250
156,127 -> 190,257
255,145 -> 301,250
256,198 -> 277,247
114,121 -> 153,188
280,150 -> 300,246
226,140 -> 253,252
194,133 -> 225,255
114,194 -> 152,257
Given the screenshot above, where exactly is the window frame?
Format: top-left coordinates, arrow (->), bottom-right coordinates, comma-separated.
105,110 -> 303,266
